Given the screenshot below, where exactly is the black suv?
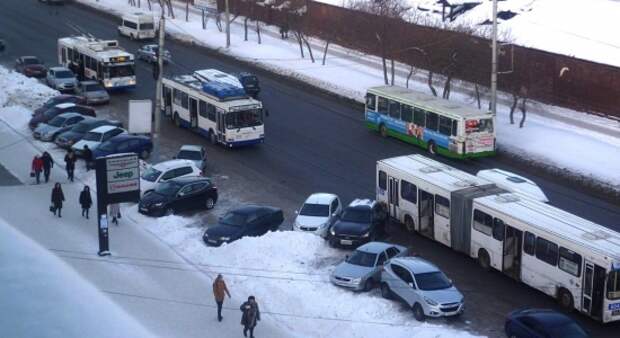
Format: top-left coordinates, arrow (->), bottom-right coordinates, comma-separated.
328,199 -> 387,248
138,177 -> 218,217
203,205 -> 284,246
235,72 -> 260,98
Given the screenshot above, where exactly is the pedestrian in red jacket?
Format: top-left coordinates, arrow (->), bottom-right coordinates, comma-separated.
31,155 -> 44,184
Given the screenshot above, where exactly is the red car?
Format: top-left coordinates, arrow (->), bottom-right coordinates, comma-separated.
15,56 -> 47,78
34,95 -> 87,116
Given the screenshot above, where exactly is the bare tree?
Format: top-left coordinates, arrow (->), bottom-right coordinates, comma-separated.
284,1 -> 315,62
406,65 -> 417,88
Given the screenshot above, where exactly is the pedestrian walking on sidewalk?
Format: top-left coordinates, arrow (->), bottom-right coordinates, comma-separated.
82,145 -> 92,171
213,274 -> 231,322
79,185 -> 92,219
64,149 -> 76,182
41,151 -> 54,183
31,155 -> 44,184
240,296 -> 260,338
51,183 -> 65,218
109,203 -> 121,225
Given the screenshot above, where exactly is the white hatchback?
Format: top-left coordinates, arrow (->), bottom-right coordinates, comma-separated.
140,159 -> 202,197
293,193 -> 342,238
71,125 -> 126,157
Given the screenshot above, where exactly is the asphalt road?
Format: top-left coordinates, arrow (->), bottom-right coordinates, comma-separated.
1,1 -> 619,337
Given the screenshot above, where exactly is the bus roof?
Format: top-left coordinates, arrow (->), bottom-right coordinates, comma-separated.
58,36 -> 133,60
378,154 -> 490,193
475,193 -> 620,261
368,85 -> 491,120
163,75 -> 261,109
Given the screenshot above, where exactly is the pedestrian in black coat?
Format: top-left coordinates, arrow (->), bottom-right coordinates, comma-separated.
79,185 -> 92,219
83,145 -> 92,171
41,151 -> 54,183
240,296 -> 260,338
51,183 -> 65,218
64,150 -> 76,182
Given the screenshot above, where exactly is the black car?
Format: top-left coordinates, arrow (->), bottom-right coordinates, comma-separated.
138,177 -> 218,217
203,205 -> 284,246
234,72 -> 260,98
505,308 -> 589,338
29,103 -> 95,130
328,199 -> 387,248
34,95 -> 87,116
55,118 -> 123,149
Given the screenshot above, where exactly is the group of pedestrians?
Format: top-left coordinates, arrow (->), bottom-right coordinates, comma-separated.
30,151 -> 53,184
212,274 -> 261,338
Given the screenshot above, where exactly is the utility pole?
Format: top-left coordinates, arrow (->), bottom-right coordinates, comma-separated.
490,0 -> 498,115
153,1 -> 166,161
225,0 -> 230,48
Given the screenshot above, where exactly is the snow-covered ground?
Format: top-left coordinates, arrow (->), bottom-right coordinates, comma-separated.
315,0 -> 620,68
62,2 -> 620,191
0,68 -> 483,336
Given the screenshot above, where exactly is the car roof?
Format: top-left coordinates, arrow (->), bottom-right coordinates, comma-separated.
108,134 -> 148,142
55,102 -> 76,109
56,112 -> 83,118
169,176 -> 211,184
230,205 -> 281,215
21,56 -> 39,60
357,241 -> 397,254
391,257 -> 439,274
514,309 -> 574,324
347,198 -> 376,209
152,159 -> 197,170
49,66 -> 71,72
89,125 -> 119,133
304,193 -> 338,205
179,144 -> 204,152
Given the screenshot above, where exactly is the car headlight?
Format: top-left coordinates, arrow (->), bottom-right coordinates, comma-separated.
361,231 -> 370,238
220,236 -> 230,241
319,222 -> 330,229
330,227 -> 336,236
129,79 -> 136,85
103,79 -> 113,88
153,202 -> 164,207
424,296 -> 438,306
350,277 -> 362,284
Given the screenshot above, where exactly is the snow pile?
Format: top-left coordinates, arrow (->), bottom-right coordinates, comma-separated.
130,205 -> 484,338
0,66 -> 58,109
0,217 -> 154,338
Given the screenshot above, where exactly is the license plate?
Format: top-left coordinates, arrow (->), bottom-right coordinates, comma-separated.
613,309 -> 620,316
139,207 -> 148,212
340,239 -> 353,245
208,239 -> 217,243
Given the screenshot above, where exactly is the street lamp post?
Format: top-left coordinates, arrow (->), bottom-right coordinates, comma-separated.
490,0 -> 498,115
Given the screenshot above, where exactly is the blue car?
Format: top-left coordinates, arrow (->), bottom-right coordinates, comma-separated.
93,134 -> 153,160
505,309 -> 588,338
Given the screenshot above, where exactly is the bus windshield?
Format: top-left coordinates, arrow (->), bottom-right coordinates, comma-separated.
225,109 -> 262,129
608,270 -> 620,300
104,65 -> 134,78
465,118 -> 494,134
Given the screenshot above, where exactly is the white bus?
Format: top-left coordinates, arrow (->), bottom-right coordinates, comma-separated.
160,74 -> 265,147
366,86 -> 496,159
376,154 -> 620,322
58,36 -> 136,90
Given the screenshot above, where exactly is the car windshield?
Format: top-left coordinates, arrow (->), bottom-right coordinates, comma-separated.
72,122 -> 94,133
414,271 -> 452,291
23,57 -> 40,65
299,203 -> 330,217
177,150 -> 202,161
47,116 -> 67,127
85,84 -> 104,92
548,323 -> 588,338
346,250 -> 377,267
154,181 -> 181,196
43,108 -> 60,119
341,208 -> 371,223
82,131 -> 101,141
141,167 -> 162,182
225,109 -> 262,129
98,141 -> 115,151
55,71 -> 73,79
220,212 -> 248,227
104,65 -> 135,78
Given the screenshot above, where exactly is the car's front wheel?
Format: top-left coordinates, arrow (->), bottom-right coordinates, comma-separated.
205,197 -> 215,210
380,283 -> 392,299
363,278 -> 375,292
412,303 -> 426,322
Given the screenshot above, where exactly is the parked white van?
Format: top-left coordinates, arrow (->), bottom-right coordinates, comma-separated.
118,12 -> 156,40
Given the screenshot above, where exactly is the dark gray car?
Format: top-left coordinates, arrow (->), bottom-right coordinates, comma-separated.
76,81 -> 110,105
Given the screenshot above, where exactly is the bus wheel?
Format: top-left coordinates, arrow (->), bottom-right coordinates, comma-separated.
428,141 -> 437,155
477,249 -> 491,271
404,215 -> 415,233
173,113 -> 181,127
557,288 -> 574,309
379,124 -> 388,138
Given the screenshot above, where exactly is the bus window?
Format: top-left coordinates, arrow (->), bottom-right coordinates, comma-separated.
199,100 -> 208,118
492,218 -> 505,241
400,180 -> 416,203
173,89 -> 182,105
61,49 -> 67,63
479,119 -> 494,133
180,92 -> 189,109
435,195 -> 450,219
377,97 -> 388,115
451,119 -> 458,136
523,232 -> 535,255
378,170 -> 387,190
207,104 -> 216,122
558,247 -> 581,277
388,100 -> 401,119
535,237 -> 558,266
426,112 -> 438,131
401,105 -> 413,122
140,23 -> 155,30
365,94 -> 376,111
413,108 -> 425,127
439,116 -> 452,136
473,209 -> 493,236
608,271 -> 620,300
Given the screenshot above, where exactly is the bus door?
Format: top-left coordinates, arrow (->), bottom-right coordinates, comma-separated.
418,190 -> 434,239
582,262 -> 605,319
387,177 -> 399,220
189,98 -> 198,128
163,86 -> 172,116
216,110 -> 225,141
502,225 -> 522,280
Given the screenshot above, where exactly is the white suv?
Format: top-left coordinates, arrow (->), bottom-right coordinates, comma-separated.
293,193 -> 342,238
140,159 -> 202,196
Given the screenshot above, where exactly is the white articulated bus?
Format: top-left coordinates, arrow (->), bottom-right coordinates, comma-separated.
58,36 -> 136,90
376,154 -> 620,322
160,74 -> 265,147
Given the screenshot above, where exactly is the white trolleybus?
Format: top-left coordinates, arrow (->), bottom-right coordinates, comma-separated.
376,154 -> 620,323
57,36 -> 136,90
160,74 -> 265,147
365,86 -> 496,159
